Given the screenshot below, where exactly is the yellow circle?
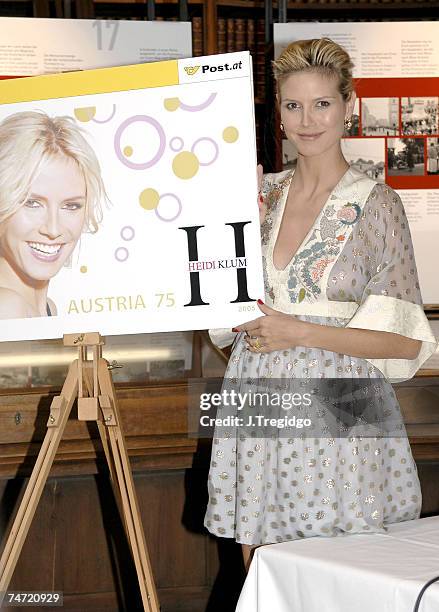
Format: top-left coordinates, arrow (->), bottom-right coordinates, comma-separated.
172,151 -> 200,180
74,107 -> 96,122
80,265 -> 88,273
222,126 -> 239,143
139,188 -> 160,210
164,97 -> 181,112
123,146 -> 133,157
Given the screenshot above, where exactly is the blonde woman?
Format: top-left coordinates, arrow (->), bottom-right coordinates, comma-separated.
0,111 -> 106,319
205,38 -> 438,571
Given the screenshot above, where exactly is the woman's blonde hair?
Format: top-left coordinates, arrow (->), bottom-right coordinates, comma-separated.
0,111 -> 106,232
272,38 -> 354,101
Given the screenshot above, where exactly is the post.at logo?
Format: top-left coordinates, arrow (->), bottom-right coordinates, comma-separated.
184,66 -> 200,76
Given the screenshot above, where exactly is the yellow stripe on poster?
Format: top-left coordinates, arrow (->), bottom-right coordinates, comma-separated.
0,60 -> 180,105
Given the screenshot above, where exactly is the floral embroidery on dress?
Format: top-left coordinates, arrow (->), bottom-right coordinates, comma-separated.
262,255 -> 276,303
286,200 -> 362,304
288,241 -> 340,303
260,173 -> 292,246
337,202 -> 361,225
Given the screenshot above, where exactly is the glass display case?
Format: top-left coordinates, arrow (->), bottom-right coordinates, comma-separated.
0,330 -> 229,391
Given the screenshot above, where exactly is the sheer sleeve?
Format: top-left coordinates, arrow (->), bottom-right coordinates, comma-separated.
345,184 -> 438,382
208,173 -> 275,349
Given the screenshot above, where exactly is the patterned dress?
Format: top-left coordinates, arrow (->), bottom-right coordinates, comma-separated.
204,167 -> 437,546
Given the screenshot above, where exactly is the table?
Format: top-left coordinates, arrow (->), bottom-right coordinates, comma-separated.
236,516 -> 439,612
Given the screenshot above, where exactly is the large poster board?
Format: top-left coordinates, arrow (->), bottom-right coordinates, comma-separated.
0,52 -> 263,342
0,17 -> 192,76
274,22 -> 439,307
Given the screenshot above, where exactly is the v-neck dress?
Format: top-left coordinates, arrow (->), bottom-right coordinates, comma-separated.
204,167 -> 437,545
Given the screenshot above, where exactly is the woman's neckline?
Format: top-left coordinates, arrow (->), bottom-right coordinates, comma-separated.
271,165 -> 352,273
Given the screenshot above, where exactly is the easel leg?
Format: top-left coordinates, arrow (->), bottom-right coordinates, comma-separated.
1,333 -> 160,612
98,358 -> 160,612
0,361 -> 78,593
83,362 -> 124,517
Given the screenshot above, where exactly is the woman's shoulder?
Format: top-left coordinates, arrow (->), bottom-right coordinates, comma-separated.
362,182 -> 408,227
367,182 -> 404,208
260,169 -> 291,198
0,288 -> 30,319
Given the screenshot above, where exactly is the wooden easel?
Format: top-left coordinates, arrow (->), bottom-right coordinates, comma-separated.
0,332 -> 160,611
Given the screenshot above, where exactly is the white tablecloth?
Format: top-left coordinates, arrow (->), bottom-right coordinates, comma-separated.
236,516 -> 439,612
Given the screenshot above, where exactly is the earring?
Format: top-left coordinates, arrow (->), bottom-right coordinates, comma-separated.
344,117 -> 352,130
280,122 -> 284,132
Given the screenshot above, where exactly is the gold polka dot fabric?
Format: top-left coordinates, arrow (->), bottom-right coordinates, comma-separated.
204,168 -> 434,545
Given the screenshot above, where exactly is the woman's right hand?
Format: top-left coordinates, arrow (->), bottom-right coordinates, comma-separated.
257,164 -> 266,224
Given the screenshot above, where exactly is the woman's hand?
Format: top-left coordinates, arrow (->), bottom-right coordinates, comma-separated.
233,300 -> 310,353
257,164 -> 266,224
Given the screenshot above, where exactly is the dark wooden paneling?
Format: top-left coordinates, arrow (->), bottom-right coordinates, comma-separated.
1,469 -> 225,612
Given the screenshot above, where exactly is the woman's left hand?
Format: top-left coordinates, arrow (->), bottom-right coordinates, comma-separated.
234,300 -> 310,353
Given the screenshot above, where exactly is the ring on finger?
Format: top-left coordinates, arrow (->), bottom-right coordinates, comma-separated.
254,337 -> 262,350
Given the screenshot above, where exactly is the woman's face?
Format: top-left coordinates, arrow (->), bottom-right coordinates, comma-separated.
278,70 -> 355,159
0,155 -> 86,283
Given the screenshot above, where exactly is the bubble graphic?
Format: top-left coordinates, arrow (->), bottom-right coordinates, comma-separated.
172,151 -> 200,179
123,146 -> 133,157
74,107 -> 96,122
155,194 -> 182,222
121,226 -> 135,241
170,137 -> 184,152
139,188 -> 160,210
80,265 -> 88,274
179,93 -> 217,112
191,137 -> 219,166
74,105 -> 116,124
223,126 -> 239,143
92,105 -> 116,124
164,98 -> 181,112
115,116 -> 166,170
115,247 -> 129,262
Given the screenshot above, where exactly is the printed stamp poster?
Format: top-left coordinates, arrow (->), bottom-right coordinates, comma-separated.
0,52 -> 263,341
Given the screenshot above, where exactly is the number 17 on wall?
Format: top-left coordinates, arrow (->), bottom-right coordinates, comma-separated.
92,20 -> 120,51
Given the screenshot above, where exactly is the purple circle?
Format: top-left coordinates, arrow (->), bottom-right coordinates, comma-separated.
155,193 -> 182,222
92,104 -> 117,124
114,115 -> 166,170
120,226 -> 135,241
191,137 -> 219,166
179,92 -> 217,112
115,247 -> 129,262
170,137 -> 184,152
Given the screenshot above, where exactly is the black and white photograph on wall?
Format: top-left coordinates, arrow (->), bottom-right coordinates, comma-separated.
427,137 -> 439,175
361,98 -> 399,136
341,137 -> 385,182
402,97 -> 439,135
346,98 -> 360,136
387,138 -> 425,176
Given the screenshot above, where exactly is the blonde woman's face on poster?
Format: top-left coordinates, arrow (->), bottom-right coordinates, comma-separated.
0,156 -> 86,283
279,70 -> 354,158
